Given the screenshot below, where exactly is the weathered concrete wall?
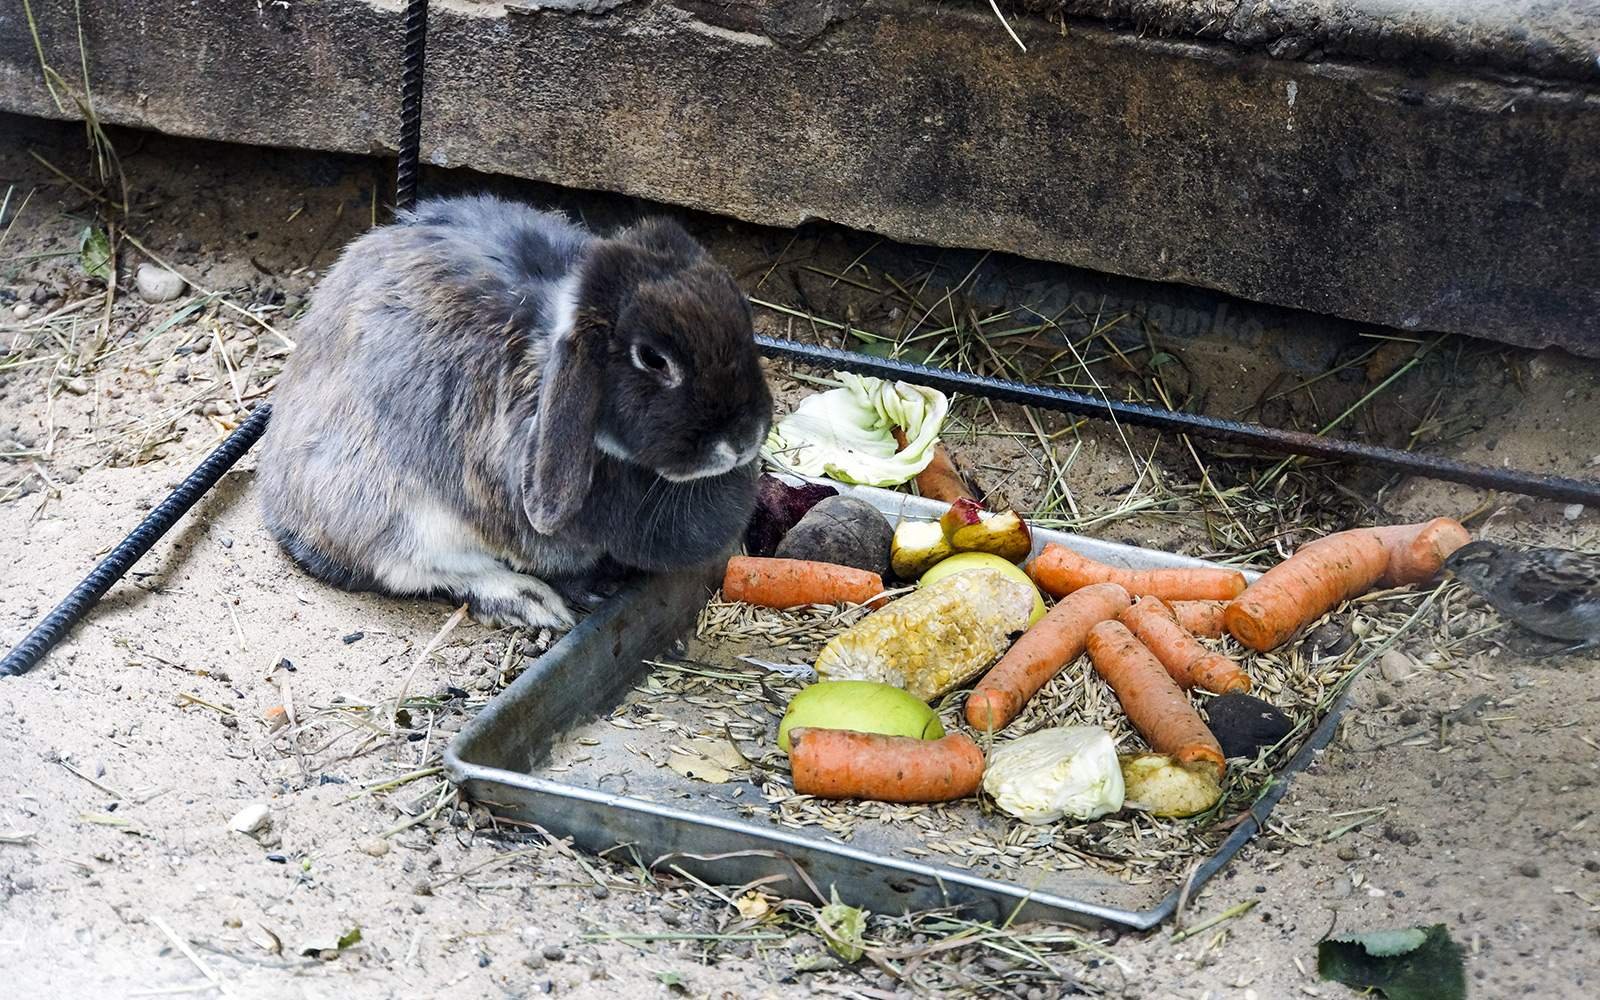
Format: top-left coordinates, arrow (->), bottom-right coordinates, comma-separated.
2,0 -> 1598,356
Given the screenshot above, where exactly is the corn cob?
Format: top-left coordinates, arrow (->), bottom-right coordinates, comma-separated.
814,569 -> 1035,701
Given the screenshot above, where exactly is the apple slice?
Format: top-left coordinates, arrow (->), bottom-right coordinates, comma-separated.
890,520 -> 954,580
938,497 -> 1033,562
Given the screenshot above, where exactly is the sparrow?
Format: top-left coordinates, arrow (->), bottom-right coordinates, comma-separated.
1443,540 -> 1600,650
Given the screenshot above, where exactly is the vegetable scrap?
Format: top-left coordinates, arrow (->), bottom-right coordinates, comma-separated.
615,438 -> 1471,883
904,439 -> 973,503
938,498 -> 1032,562
1203,693 -> 1295,760
1029,543 -> 1248,602
1227,518 -> 1470,651
788,728 -> 985,803
982,726 -> 1124,823
919,552 -> 1047,625
774,495 -> 894,576
965,582 -> 1130,732
777,679 -> 943,753
891,497 -> 1035,579
744,475 -> 837,558
1086,621 -> 1227,775
762,372 -> 949,487
813,568 -> 1035,701
1168,599 -> 1228,638
1118,753 -> 1223,818
1120,596 -> 1251,694
721,556 -> 885,610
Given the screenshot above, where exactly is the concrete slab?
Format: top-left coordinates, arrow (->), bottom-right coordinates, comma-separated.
2,0 -> 1597,356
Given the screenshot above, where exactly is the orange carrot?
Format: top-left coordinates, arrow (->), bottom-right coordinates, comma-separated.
1086,621 -> 1226,775
1028,543 -> 1247,602
895,428 -> 974,503
1369,518 -> 1471,586
1224,529 -> 1388,652
966,582 -> 1131,731
722,556 -> 884,609
788,728 -> 985,802
1169,599 -> 1227,638
1120,597 -> 1251,695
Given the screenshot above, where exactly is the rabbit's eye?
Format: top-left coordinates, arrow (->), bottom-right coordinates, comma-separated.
631,343 -> 681,386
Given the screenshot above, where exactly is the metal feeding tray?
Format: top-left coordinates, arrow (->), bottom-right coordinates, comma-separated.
444,479 -> 1346,930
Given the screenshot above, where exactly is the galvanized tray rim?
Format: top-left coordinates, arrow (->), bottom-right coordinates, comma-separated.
445,477 -> 1338,931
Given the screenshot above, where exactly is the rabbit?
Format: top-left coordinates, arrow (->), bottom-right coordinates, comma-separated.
256,194 -> 773,631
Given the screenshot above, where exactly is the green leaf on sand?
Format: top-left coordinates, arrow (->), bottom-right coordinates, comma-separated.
817,887 -> 867,962
655,970 -> 685,991
1318,924 -> 1464,1000
79,226 -> 112,282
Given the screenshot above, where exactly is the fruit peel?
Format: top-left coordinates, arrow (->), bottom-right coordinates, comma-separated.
890,519 -> 955,580
938,498 -> 1033,563
777,680 -> 945,753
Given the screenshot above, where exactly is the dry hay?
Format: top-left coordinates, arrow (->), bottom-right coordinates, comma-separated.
566,580 -> 1478,894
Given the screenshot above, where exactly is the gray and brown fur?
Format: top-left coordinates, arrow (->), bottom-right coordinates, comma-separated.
257,195 -> 772,629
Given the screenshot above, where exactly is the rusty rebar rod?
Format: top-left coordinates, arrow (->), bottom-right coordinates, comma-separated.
755,335 -> 1600,506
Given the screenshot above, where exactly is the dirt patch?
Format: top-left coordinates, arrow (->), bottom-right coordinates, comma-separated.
3,114 -> 1599,997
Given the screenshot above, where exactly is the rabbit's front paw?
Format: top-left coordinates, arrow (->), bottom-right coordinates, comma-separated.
461,571 -> 578,631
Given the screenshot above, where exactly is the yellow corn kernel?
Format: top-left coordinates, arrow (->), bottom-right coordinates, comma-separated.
814,569 -> 1035,702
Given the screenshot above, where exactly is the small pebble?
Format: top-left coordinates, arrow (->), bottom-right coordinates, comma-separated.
360,837 -> 390,857
1564,504 -> 1584,521
1517,862 -> 1541,878
1336,845 -> 1360,862
523,952 -> 547,970
1378,650 -> 1415,683
11,302 -> 31,319
341,631 -> 364,644
262,705 -> 289,733
228,803 -> 271,835
413,880 -> 433,896
223,916 -> 242,928
542,944 -> 565,962
1307,621 -> 1354,656
1329,876 -> 1353,899
60,376 -> 90,396
136,263 -> 186,303
266,854 -> 288,864
591,885 -> 609,900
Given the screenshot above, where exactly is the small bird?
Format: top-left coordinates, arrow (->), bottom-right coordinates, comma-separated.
1443,540 -> 1600,650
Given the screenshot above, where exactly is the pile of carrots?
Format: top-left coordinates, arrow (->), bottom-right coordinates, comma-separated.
722,485 -> 1470,805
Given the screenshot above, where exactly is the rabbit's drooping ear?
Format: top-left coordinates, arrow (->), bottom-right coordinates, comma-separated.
523,317 -> 608,534
616,217 -> 707,267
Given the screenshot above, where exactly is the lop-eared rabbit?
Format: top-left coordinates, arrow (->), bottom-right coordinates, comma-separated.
258,195 -> 772,630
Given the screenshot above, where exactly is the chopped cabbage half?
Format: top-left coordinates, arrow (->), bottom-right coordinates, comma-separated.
982,726 -> 1125,824
762,372 -> 949,487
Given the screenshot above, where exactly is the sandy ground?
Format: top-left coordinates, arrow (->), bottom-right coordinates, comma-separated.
3,115 -> 1599,999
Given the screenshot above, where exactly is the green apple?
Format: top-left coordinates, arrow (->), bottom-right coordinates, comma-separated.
777,680 -> 945,753
920,551 -> 1047,625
